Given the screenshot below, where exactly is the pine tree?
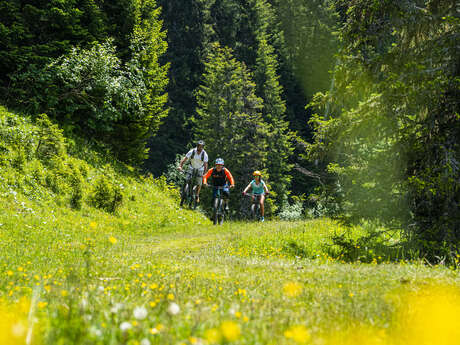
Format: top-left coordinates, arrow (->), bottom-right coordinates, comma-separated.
193,43 -> 269,212
254,37 -> 294,208
252,0 -> 294,208
145,0 -> 215,175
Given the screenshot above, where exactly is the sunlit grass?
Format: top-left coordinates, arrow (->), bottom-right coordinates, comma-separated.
1,107 -> 459,344
1,195 -> 459,344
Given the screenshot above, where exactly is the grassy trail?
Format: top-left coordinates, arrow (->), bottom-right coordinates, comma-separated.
2,209 -> 458,345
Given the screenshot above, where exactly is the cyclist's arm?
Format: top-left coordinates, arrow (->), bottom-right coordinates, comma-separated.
224,169 -> 235,186
242,183 -> 251,194
179,156 -> 188,169
263,182 -> 269,194
203,161 -> 208,172
202,168 -> 213,184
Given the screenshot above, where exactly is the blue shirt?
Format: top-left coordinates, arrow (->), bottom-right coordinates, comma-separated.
251,179 -> 266,195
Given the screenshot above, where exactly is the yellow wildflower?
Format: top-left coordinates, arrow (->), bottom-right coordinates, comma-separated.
220,321 -> 241,342
37,301 -> 48,309
108,236 -> 117,244
284,325 -> 310,344
205,328 -> 222,344
283,281 -> 303,297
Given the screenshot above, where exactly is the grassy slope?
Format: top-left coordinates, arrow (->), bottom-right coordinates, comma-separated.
1,108 -> 459,345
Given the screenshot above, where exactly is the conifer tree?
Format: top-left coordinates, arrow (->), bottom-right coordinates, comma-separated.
145,0 -> 215,175
193,43 -> 269,212
252,0 -> 294,208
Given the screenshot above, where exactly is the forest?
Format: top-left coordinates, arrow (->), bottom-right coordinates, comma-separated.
1,0 -> 458,260
1,1 -> 460,345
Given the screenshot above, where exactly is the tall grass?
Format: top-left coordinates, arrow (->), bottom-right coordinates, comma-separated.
1,107 -> 459,344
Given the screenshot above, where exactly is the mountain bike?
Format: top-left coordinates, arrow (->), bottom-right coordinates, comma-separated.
180,168 -> 200,209
211,186 -> 228,225
244,192 -> 267,221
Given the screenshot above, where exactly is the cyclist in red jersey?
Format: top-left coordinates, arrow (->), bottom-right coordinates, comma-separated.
203,158 -> 235,210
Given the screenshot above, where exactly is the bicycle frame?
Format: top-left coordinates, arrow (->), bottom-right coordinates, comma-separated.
211,186 -> 227,225
180,168 -> 201,209
244,193 -> 264,221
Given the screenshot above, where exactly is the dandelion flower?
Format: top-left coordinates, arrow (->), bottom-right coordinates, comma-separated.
284,325 -> 310,344
37,301 -> 48,309
205,328 -> 222,344
140,338 -> 151,345
220,321 -> 241,341
120,321 -> 132,332
283,282 -> 302,297
109,236 -> 117,244
111,303 -> 123,313
167,302 -> 180,315
133,306 -> 148,320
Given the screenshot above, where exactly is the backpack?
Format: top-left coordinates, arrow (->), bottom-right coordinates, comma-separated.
190,148 -> 205,161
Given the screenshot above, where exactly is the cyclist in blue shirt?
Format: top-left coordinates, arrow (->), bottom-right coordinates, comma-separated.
242,171 -> 269,221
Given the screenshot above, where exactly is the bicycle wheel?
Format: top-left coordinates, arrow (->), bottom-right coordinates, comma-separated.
250,203 -> 257,221
180,182 -> 189,207
213,198 -> 219,225
218,199 -> 224,225
186,185 -> 194,208
191,185 -> 198,209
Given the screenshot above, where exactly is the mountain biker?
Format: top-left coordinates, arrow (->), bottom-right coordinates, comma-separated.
178,140 -> 208,203
203,158 -> 235,211
242,171 -> 269,222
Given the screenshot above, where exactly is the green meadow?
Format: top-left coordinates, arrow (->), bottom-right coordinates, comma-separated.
1,107 -> 459,345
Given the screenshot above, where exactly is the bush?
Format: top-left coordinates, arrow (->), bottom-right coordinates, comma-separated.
35,114 -> 66,163
88,174 -> 123,213
278,199 -> 304,221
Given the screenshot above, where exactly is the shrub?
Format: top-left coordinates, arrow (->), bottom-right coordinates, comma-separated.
278,199 -> 304,221
35,114 -> 66,163
88,174 -> 123,213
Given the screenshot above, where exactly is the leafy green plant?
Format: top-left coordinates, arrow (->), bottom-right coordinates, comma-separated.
88,174 -> 123,213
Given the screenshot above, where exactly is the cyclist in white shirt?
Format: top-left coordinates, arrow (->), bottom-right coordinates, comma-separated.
178,140 -> 208,203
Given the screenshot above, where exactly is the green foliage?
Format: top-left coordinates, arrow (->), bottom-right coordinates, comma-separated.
145,0 -> 213,176
35,114 -> 66,163
193,43 -> 271,215
88,173 -> 123,213
1,0 -> 168,167
13,38 -> 167,165
269,0 -> 339,135
252,1 -> 295,207
0,106 -> 205,227
308,0 -> 460,261
278,199 -> 304,221
0,0 -> 107,101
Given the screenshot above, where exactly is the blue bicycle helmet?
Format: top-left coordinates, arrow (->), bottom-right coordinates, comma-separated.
215,158 -> 224,165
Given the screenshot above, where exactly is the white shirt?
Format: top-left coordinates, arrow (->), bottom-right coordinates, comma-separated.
185,148 -> 208,169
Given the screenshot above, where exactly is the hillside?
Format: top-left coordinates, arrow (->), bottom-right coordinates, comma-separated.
1,108 -> 459,345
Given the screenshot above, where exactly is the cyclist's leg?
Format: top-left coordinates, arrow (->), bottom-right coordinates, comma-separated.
223,188 -> 230,210
195,171 -> 203,202
259,194 -> 265,217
